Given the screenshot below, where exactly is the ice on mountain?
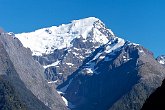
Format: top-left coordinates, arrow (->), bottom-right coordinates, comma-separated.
139,49 -> 144,53
105,38 -> 125,53
92,28 -> 109,44
66,63 -> 74,66
43,60 -> 60,68
57,91 -> 75,108
92,52 -> 102,61
15,17 -> 114,56
73,47 -> 80,51
158,56 -> 165,65
99,55 -> 105,60
48,80 -> 58,84
61,96 -> 68,106
123,55 -> 132,62
7,32 -> 15,36
79,56 -> 84,59
58,73 -> 63,75
159,60 -> 165,65
85,68 -> 94,74
72,52 -> 79,56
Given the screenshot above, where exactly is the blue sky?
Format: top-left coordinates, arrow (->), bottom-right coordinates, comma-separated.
0,0 -> 165,57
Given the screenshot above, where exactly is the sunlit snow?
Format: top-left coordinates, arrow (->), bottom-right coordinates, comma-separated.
16,17 -> 114,56
43,60 -> 60,68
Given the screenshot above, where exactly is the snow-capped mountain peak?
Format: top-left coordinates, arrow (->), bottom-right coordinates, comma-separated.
15,17 -> 115,56
71,17 -> 100,28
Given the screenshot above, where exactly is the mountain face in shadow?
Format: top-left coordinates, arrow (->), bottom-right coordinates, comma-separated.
141,79 -> 165,110
57,42 -> 165,110
141,56 -> 165,110
5,17 -> 165,110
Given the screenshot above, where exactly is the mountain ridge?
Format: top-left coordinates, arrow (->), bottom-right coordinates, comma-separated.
0,33 -> 67,110
9,17 -> 165,109
15,17 -> 114,56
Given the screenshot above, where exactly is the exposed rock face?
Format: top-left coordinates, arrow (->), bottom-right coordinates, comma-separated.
57,42 -> 165,110
0,35 -> 49,110
141,55 -> 165,110
0,33 -> 67,110
15,17 -> 165,110
16,17 -> 115,86
141,79 -> 165,110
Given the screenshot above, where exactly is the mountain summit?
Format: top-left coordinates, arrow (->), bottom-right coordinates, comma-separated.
14,17 -> 165,110
16,17 -> 123,85
16,17 -> 114,56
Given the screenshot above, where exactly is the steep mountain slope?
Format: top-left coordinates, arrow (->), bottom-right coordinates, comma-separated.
141,55 -> 165,110
0,33 -> 67,110
0,76 -> 27,110
0,35 -> 49,110
15,17 -> 165,110
57,41 -> 165,110
141,79 -> 165,110
16,17 -> 115,86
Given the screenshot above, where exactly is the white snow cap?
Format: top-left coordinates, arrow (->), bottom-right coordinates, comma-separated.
158,56 -> 165,65
15,17 -> 115,56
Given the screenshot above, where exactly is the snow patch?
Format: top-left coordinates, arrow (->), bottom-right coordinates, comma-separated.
159,60 -> 165,65
105,38 -> 125,53
73,47 -> 80,51
61,96 -> 68,106
128,43 -> 140,46
48,80 -> 58,84
99,55 -> 105,60
58,73 -> 63,75
139,49 -> 144,53
66,63 -> 74,66
72,52 -> 79,56
92,52 -> 102,61
123,55 -> 132,62
85,68 -> 93,74
79,56 -> 84,59
43,60 -> 60,68
57,91 -> 75,108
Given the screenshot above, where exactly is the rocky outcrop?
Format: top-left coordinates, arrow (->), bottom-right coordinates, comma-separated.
57,42 -> 165,110
141,79 -> 165,110
16,17 -> 115,86
141,56 -> 165,110
0,33 -> 67,110
14,17 -> 165,110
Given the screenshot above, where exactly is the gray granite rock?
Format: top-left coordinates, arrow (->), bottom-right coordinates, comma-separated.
0,33 -> 67,110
